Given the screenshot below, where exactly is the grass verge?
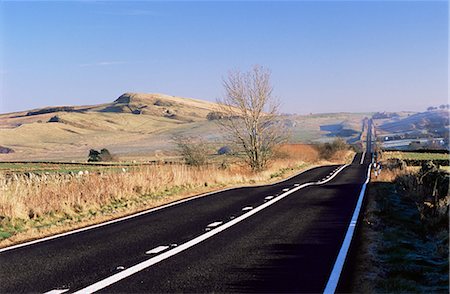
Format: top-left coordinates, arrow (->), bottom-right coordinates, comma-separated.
350,168 -> 449,292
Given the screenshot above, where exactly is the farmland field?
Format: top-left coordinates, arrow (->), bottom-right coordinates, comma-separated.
382,151 -> 449,161
0,162 -> 146,174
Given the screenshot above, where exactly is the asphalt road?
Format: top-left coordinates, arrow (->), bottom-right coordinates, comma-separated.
101,163 -> 369,293
1,164 -> 357,293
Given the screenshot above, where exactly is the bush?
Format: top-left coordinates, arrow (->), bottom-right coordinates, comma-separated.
88,149 -> 101,162
206,111 -> 225,120
385,158 -> 407,170
172,136 -> 209,166
99,149 -> 113,161
88,148 -> 114,162
316,138 -> 348,160
395,161 -> 449,221
217,146 -> 232,155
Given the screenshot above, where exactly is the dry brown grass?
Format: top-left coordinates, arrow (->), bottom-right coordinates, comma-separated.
0,144 -> 354,247
371,166 -> 418,183
0,165 -> 246,220
275,144 -> 320,162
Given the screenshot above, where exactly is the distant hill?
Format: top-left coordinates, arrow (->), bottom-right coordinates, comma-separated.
1,93 -> 219,128
378,110 -> 449,135
0,93 -> 368,161
373,110 -> 449,150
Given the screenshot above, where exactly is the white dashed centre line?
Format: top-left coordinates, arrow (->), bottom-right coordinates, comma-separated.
282,188 -> 289,192
146,245 -> 169,255
242,206 -> 253,211
44,289 -> 69,294
72,164 -> 350,294
207,221 -> 223,228
264,196 -> 274,200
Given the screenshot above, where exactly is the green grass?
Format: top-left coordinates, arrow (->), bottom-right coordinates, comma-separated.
383,151 -> 449,161
0,162 -> 142,174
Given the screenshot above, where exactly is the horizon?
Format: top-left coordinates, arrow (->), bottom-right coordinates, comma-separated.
0,1 -> 448,114
0,90 -> 439,116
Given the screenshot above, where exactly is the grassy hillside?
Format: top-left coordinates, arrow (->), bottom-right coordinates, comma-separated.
374,110 -> 449,135
0,93 -> 368,161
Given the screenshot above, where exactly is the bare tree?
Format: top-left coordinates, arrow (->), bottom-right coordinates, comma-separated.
217,65 -> 287,171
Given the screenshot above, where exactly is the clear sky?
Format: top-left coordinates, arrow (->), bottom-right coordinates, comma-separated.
0,0 -> 448,114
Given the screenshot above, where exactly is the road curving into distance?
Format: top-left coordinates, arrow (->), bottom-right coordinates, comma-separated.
1,149 -> 372,293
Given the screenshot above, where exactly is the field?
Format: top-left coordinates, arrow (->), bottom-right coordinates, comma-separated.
382,151 -> 449,161
0,162 -> 144,174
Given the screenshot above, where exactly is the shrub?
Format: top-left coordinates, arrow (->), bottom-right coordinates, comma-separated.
88,148 -> 113,162
88,150 -> 100,162
217,146 -> 232,155
206,111 -> 225,121
172,136 -> 209,166
317,138 -> 348,160
99,149 -> 113,161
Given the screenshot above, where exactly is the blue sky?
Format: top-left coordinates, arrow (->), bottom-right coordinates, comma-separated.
0,0 -> 448,114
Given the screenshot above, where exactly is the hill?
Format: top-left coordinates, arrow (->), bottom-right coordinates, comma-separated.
378,110 -> 449,135
0,93 -> 368,161
373,110 -> 449,150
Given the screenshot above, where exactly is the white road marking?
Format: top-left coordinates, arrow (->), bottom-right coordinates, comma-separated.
145,245 -> 169,255
44,289 -> 69,294
324,164 -> 372,294
73,164 -> 350,294
116,266 -> 125,270
0,166 -> 323,253
241,206 -> 253,211
316,164 -> 348,185
282,188 -> 289,192
294,183 -> 300,187
360,151 -> 366,165
264,196 -> 274,200
207,221 -> 223,227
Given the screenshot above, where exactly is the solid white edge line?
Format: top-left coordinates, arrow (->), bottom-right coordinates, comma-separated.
0,165 -> 330,253
360,151 -> 366,165
73,165 -> 350,293
323,163 -> 372,294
